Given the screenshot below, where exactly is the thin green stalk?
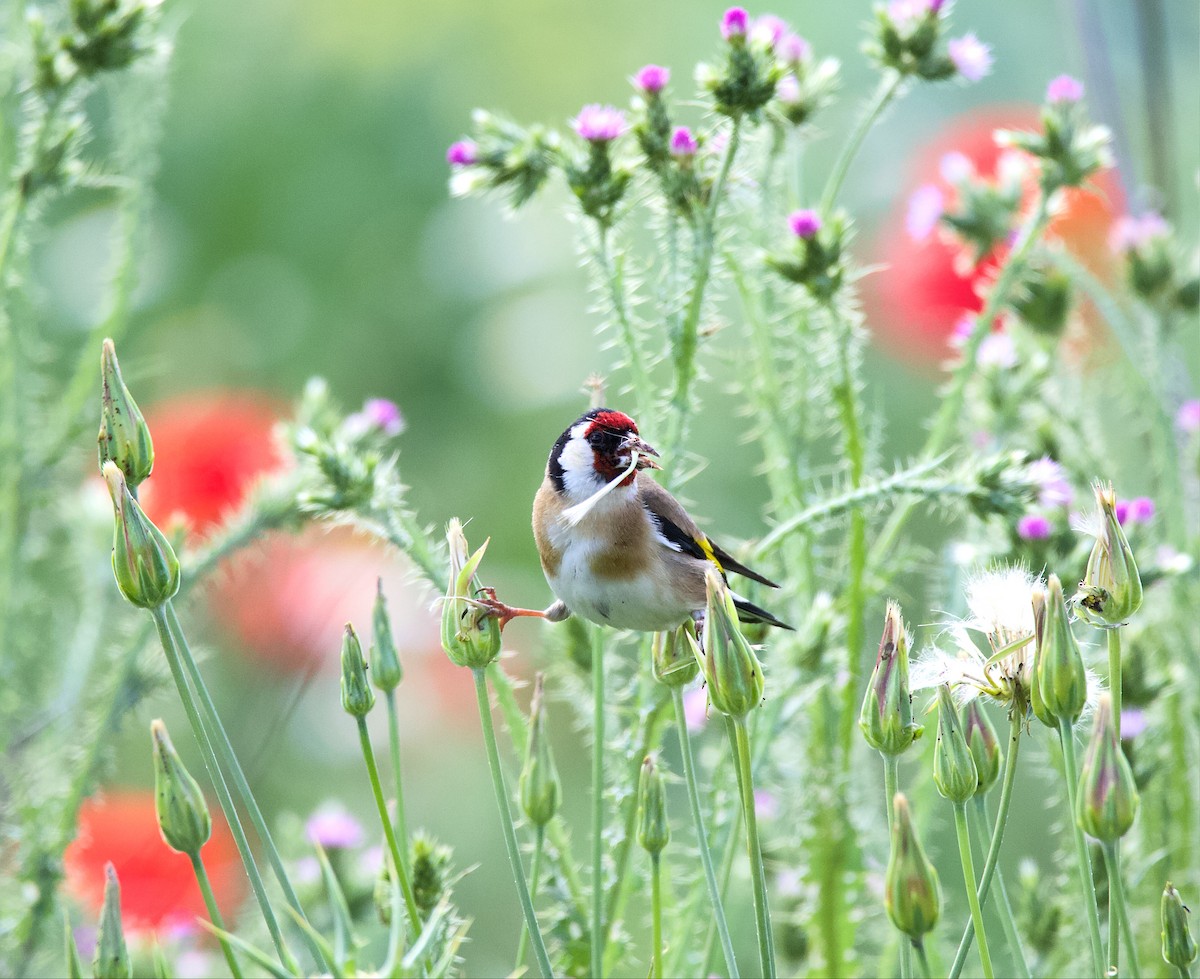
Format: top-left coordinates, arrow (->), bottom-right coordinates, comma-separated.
190,854 -> 244,979
594,223 -> 652,416
149,607 -> 297,972
164,603 -> 328,972
472,667 -> 553,978
883,754 -> 912,979
514,825 -> 545,975
355,715 -> 421,929
384,689 -> 412,877
1107,628 -> 1124,976
968,797 -> 1030,978
913,940 -> 932,979
698,786 -> 743,977
1108,628 -> 1123,742
819,71 -> 904,213
953,802 -> 994,979
671,686 -> 739,978
1058,718 -> 1106,977
650,852 -> 664,979
731,715 -> 777,979
949,709 -> 1023,978
591,628 -> 606,979
1103,842 -> 1141,978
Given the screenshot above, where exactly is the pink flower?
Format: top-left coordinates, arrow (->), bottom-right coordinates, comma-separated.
1109,212 -> 1169,253
670,126 -> 698,158
750,14 -> 788,47
1177,399 -> 1200,433
939,151 -> 974,184
776,73 -> 801,105
346,398 -> 405,437
948,34 -> 993,83
1028,455 -> 1074,508
788,208 -> 821,239
306,806 -> 365,849
754,789 -> 779,819
777,32 -> 811,63
721,7 -> 749,39
572,104 -> 627,143
445,140 -> 477,167
977,331 -> 1017,369
1046,74 -> 1084,104
634,64 -> 670,95
683,686 -> 708,731
887,0 -> 930,30
1017,513 -> 1052,540
1125,497 -> 1155,524
906,185 -> 945,241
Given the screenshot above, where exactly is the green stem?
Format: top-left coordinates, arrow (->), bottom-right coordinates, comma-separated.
670,686 -> 739,978
1106,627 -> 1124,976
883,754 -> 912,979
819,71 -> 903,213
514,825 -> 545,975
913,940 -> 932,979
355,715 -> 421,929
472,667 -> 553,978
164,603 -> 327,973
1175,966 -> 1192,979
953,802 -> 994,979
591,629 -> 606,979
650,852 -> 664,979
149,607 -> 297,972
595,223 -> 652,416
190,853 -> 244,979
384,689 -> 412,878
968,797 -> 1030,978
1108,628 -> 1123,742
1103,842 -> 1141,978
699,785 -> 743,977
949,709 -> 1023,979
731,715 -> 777,979
1058,718 -> 1106,977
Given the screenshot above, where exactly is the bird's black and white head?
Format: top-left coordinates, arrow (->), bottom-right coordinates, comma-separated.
547,408 -> 661,502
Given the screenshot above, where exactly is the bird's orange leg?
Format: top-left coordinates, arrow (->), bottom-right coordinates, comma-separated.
475,587 -> 551,631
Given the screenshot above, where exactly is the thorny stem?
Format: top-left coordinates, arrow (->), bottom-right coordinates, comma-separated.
190,853 -> 244,979
591,628 -> 606,979
1103,842 -> 1141,978
819,71 -> 904,213
650,852 -> 664,979
953,802 -> 994,979
731,715 -> 777,979
513,825 -> 545,975
385,689 -> 412,878
472,667 -> 554,978
671,686 -> 739,978
883,754 -> 912,979
968,797 -> 1030,978
594,223 -> 653,415
1058,717 -> 1106,978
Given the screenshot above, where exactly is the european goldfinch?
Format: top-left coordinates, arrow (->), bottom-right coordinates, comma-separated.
483,408 -> 791,632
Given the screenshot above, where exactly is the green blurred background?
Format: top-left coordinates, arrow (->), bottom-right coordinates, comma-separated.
34,0 -> 1198,973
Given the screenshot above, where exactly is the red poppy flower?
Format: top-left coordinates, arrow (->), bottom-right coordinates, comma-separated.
64,789 -> 243,933
139,392 -> 286,537
865,105 -> 1124,364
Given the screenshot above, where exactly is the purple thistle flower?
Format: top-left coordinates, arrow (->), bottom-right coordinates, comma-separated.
754,789 -> 779,819
950,315 -> 975,349
1114,499 -> 1131,525
445,140 -> 477,167
1126,497 -> 1155,524
306,807 -> 364,849
1109,212 -> 1169,253
1120,707 -> 1147,740
887,0 -> 928,30
929,0 -> 947,11
778,32 -> 811,63
1028,455 -> 1074,508
977,331 -> 1017,369
776,73 -> 801,105
1177,398 -> 1200,433
634,64 -> 670,95
572,104 -> 627,143
750,14 -> 788,48
788,208 -> 821,239
363,398 -> 405,435
721,6 -> 749,39
669,126 -> 698,157
683,686 -> 708,730
1046,74 -> 1084,104
1017,513 -> 1053,540
948,33 -> 993,83
939,150 -> 974,184
906,184 -> 944,241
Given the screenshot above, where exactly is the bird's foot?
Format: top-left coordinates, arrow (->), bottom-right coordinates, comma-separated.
475,587 -> 548,631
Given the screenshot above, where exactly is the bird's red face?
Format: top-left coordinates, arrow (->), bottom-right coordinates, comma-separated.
549,408 -> 661,499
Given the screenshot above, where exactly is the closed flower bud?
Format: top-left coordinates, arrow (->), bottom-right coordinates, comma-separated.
440,519 -> 501,669
340,623 -> 375,717
102,461 -> 180,609
93,863 -> 130,979
693,568 -> 764,718
151,719 -> 211,857
97,339 -> 153,488
885,793 -> 941,941
410,832 -> 453,918
860,600 -> 923,756
652,624 -> 700,688
933,685 -> 979,803
370,578 -> 403,692
1076,694 -> 1138,841
962,700 -> 1002,795
1162,882 -> 1198,970
518,674 -> 561,827
1074,482 -> 1143,627
637,754 -> 671,855
1030,575 -> 1088,727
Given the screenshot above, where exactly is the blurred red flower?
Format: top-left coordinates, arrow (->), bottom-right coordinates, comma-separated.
864,106 -> 1124,364
139,391 -> 286,536
64,789 -> 243,932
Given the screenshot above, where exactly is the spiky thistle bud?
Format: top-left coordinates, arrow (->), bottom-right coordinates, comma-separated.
370,578 -> 403,692
637,754 -> 671,855
340,623 -> 375,717
652,624 -> 700,688
151,719 -> 211,857
440,519 -> 501,669
1030,575 -> 1088,727
519,673 -> 561,827
885,793 -> 941,942
1162,882 -> 1198,971
860,601 -> 923,755
1076,694 -> 1138,841
962,700 -> 1002,795
411,832 -> 453,918
1074,482 -> 1143,627
93,863 -> 130,979
691,568 -> 764,718
102,461 -> 180,609
98,339 -> 153,488
933,685 -> 979,803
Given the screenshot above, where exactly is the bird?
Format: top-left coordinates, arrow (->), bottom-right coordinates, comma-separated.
480,407 -> 791,633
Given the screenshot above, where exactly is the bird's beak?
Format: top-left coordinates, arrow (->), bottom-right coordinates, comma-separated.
626,436 -> 662,470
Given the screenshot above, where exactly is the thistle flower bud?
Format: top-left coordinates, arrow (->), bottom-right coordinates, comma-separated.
1076,694 -> 1138,841
97,339 -> 153,488
1030,575 -> 1088,727
652,624 -> 699,688
440,519 -> 501,669
102,461 -> 180,609
151,719 -> 211,857
1162,882 -> 1198,971
340,623 -> 375,717
519,674 -> 561,827
93,863 -> 130,979
637,754 -> 671,855
1074,482 -> 1143,627
693,568 -> 764,718
962,700 -> 1002,795
885,793 -> 941,942
933,685 -> 979,803
859,601 -> 923,756
370,579 -> 403,692
767,210 -> 846,302
411,832 -> 453,917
